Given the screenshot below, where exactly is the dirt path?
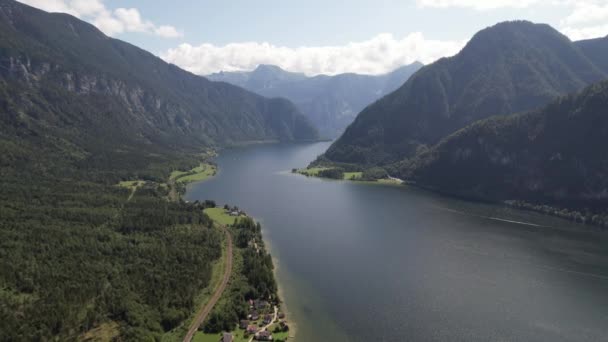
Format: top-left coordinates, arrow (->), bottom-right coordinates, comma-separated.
183,226 -> 233,342
248,306 -> 278,342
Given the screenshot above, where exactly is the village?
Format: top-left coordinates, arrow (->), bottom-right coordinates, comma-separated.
193,205 -> 293,342
217,299 -> 290,342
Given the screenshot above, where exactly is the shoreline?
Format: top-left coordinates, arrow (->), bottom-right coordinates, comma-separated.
260,223 -> 298,341
184,156 -> 297,341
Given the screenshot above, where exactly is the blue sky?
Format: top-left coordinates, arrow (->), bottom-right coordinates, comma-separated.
18,1 -> 608,75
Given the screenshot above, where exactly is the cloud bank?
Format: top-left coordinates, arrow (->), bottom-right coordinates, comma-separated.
17,0 -> 182,38
417,0 -> 543,10
161,33 -> 465,76
417,0 -> 608,40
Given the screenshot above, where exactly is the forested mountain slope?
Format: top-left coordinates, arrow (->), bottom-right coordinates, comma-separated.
208,63 -> 423,138
0,0 -> 311,340
321,21 -> 607,165
0,0 -> 317,154
576,35 -> 608,74
401,81 -> 608,225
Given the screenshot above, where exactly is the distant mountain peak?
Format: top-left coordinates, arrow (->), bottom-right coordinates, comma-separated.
207,62 -> 423,138
254,64 -> 285,72
322,20 -> 608,165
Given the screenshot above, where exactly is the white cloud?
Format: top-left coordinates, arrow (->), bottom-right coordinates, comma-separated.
17,0 -> 182,38
416,0 -> 543,10
155,25 -> 183,39
417,0 -> 608,40
561,1 -> 608,25
559,0 -> 608,40
161,33 -> 465,76
561,24 -> 608,40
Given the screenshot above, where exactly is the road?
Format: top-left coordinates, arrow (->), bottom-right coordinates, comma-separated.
183,226 -> 233,342
248,305 -> 278,342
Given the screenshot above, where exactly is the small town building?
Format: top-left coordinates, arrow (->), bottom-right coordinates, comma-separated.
239,319 -> 249,329
263,314 -> 273,324
246,325 -> 258,334
254,300 -> 269,310
255,330 -> 272,341
250,311 -> 260,320
221,332 -> 233,342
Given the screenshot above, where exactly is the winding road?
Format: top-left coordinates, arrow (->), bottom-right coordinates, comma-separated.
183,225 -> 233,342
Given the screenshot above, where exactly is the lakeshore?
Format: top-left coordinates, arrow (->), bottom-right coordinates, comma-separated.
293,167 -> 403,185
150,153 -> 293,342
185,141 -> 608,342
192,207 -> 293,342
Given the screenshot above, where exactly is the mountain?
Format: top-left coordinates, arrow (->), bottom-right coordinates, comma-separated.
0,0 -> 316,340
401,80 -> 608,224
0,0 -> 318,159
208,62 -> 423,138
321,21 -> 608,166
576,35 -> 608,74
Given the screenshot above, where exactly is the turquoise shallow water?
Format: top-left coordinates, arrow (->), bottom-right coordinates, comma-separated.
186,142 -> 608,342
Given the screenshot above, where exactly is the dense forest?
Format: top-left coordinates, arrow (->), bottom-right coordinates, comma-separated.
321,21 -> 608,166
399,81 -> 608,227
0,0 -> 295,340
0,139 -> 227,340
202,217 -> 278,334
0,0 -> 318,151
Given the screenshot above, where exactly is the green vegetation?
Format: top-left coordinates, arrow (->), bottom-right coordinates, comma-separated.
118,180 -> 146,190
204,208 -> 239,227
197,216 -> 279,337
170,163 -> 217,184
295,166 -> 398,184
208,62 -> 423,139
161,229 -> 229,342
402,81 -> 608,227
343,172 -> 363,180
0,1 -> 307,340
322,21 -> 608,166
194,330 -> 249,342
295,167 -> 331,177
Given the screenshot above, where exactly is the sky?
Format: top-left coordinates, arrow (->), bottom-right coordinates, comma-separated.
16,0 -> 608,76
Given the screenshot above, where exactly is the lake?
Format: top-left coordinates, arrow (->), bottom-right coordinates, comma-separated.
185,142 -> 608,342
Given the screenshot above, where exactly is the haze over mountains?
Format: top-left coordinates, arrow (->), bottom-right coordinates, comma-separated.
322,21 -> 608,165
208,62 -> 423,138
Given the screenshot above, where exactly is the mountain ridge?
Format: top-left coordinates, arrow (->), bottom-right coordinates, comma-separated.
400,80 -> 608,225
0,0 -> 318,158
320,20 -> 608,165
208,62 -> 423,138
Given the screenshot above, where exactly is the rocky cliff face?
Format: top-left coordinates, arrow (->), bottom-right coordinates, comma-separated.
0,0 -> 318,152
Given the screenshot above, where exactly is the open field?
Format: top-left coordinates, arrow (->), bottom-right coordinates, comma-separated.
343,171 -> 363,180
171,163 -> 217,184
204,208 -> 238,226
296,168 -> 399,183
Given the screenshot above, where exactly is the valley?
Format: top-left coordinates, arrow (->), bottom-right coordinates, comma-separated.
2,1 -> 608,341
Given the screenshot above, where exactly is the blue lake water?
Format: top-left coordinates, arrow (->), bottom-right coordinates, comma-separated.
186,142 -> 608,342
